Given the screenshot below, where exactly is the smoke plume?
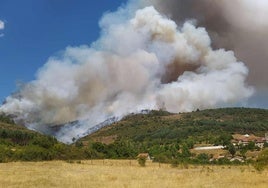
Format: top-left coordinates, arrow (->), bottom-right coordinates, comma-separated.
0,20 -> 4,37
0,20 -> 4,30
0,1 -> 254,143
140,0 -> 268,94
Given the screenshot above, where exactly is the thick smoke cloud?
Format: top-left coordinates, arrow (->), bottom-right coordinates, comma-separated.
140,0 -> 268,95
0,2 -> 254,143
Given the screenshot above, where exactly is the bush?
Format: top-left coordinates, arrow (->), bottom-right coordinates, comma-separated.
196,153 -> 210,164
31,136 -> 57,149
253,149 -> 268,171
227,144 -> 236,157
15,146 -> 55,161
170,159 -> 179,168
137,156 -> 147,167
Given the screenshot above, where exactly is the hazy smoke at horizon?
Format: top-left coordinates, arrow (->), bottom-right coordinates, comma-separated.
0,2 -> 254,143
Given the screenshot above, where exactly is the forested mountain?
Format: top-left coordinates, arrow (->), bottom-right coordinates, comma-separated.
79,108 -> 268,163
82,108 -> 268,145
1,108 -> 267,164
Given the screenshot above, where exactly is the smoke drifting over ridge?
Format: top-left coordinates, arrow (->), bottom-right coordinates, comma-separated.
140,0 -> 268,90
0,1 -> 254,143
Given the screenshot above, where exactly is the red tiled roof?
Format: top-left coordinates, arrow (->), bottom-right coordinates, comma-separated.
232,134 -> 266,143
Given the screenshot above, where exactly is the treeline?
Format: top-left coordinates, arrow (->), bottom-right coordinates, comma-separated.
77,138 -> 267,165
0,130 -> 94,162
0,114 -> 83,162
86,108 -> 268,146
1,108 -> 268,168
0,114 -> 15,124
80,108 -> 268,165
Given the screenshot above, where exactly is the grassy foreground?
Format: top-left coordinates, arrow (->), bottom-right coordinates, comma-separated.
0,160 -> 267,188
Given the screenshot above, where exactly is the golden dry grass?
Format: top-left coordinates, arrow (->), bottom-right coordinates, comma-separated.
0,160 -> 267,188
191,148 -> 229,157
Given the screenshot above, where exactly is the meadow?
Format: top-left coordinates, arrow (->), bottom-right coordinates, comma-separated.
0,160 -> 267,188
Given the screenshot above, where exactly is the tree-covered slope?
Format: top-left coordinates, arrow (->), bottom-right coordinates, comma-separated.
77,108 -> 267,163
0,114 -> 87,162
81,108 -> 268,145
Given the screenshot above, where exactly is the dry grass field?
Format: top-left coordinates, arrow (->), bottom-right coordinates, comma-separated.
0,160 -> 267,188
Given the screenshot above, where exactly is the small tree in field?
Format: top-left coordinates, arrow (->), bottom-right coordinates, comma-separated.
137,153 -> 149,167
138,157 -> 146,167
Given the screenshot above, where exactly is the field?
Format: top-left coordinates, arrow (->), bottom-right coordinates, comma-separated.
0,160 -> 267,188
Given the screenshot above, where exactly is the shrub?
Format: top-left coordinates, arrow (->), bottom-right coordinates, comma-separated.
253,149 -> 268,171
170,159 -> 179,168
137,156 -> 147,167
15,146 -> 54,161
227,144 -> 236,157
196,153 -> 210,164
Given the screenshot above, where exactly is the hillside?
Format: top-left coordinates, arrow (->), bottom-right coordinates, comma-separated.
0,114 -> 87,162
1,108 -> 268,165
78,108 -> 268,163
81,108 -> 268,144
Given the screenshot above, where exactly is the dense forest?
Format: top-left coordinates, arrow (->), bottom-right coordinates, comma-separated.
0,108 -> 268,166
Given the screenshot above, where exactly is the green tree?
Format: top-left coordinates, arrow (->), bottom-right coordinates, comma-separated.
247,141 -> 255,151
181,144 -> 191,158
197,153 -> 209,163
32,136 -> 56,149
227,144 -> 236,157
137,156 -> 147,167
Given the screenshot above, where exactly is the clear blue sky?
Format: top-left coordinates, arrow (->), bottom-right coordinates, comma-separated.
0,0 -> 127,102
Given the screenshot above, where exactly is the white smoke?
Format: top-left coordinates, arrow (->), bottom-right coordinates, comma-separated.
221,0 -> 268,29
0,4 -> 253,143
215,0 -> 268,93
140,0 -> 268,105
0,20 -> 4,37
0,20 -> 4,30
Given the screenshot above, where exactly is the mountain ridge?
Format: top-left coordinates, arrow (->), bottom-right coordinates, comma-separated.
79,107 -> 268,145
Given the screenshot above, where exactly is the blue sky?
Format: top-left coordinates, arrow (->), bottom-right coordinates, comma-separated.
0,0 -> 127,102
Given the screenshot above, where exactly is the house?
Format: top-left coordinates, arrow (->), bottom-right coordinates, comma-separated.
194,146 -> 225,150
232,134 -> 267,149
137,153 -> 151,160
